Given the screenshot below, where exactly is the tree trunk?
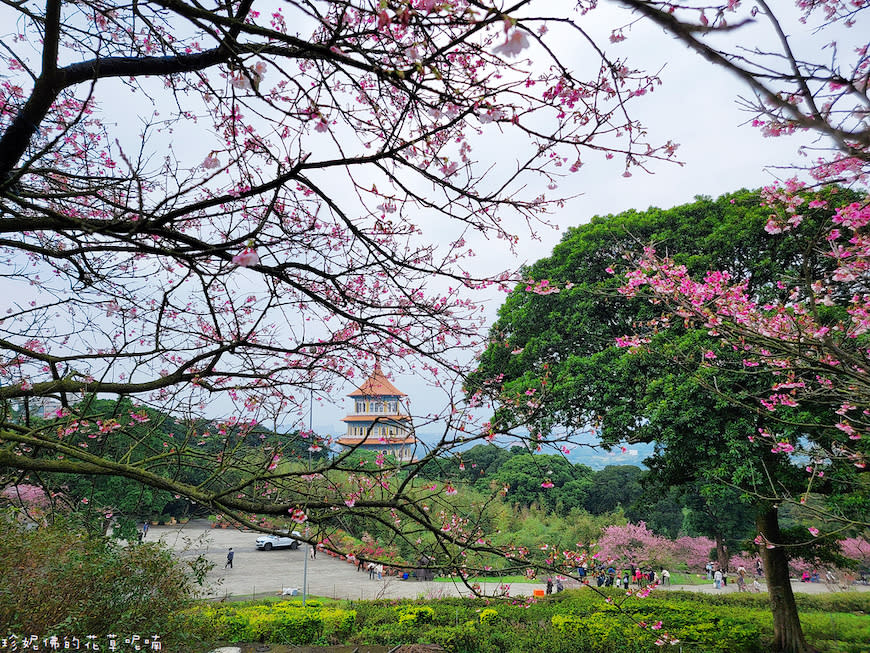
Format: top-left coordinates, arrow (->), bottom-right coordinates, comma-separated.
757,506 -> 816,653
714,533 -> 729,572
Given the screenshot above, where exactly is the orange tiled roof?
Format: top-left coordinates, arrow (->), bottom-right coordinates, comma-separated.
348,363 -> 406,397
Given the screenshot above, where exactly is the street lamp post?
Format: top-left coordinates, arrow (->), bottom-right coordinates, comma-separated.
302,387 -> 313,606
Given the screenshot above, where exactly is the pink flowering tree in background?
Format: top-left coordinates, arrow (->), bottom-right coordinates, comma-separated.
0,483 -> 53,524
595,522 -> 676,569
839,536 -> 870,569
0,0 -> 688,588
672,535 -> 717,573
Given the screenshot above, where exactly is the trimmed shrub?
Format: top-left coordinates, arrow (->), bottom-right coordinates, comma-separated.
396,604 -> 436,625
423,623 -> 480,653
182,601 -> 356,645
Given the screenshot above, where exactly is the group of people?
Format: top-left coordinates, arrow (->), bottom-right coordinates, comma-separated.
577,565 -> 668,590
708,563 -> 762,592
353,553 -> 436,582
361,561 -> 384,580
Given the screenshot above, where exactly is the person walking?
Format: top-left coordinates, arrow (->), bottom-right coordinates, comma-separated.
375,563 -> 383,580
142,522 -> 149,539
737,567 -> 747,592
225,547 -> 234,569
661,569 -> 670,586
713,568 -> 723,589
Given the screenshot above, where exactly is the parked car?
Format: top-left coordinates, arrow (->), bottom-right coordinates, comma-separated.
255,531 -> 302,551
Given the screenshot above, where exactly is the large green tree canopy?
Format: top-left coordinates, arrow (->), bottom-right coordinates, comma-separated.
470,189 -> 840,436
470,188 -> 864,516
469,188 -> 866,652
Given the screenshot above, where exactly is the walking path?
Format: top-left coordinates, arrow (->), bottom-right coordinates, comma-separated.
153,521 -> 869,602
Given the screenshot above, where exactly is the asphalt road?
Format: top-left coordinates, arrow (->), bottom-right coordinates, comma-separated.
153,520 -> 490,602
152,521 -> 869,602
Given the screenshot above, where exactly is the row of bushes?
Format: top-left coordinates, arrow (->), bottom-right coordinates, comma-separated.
345,592 -> 766,653
183,588 -> 870,652
183,600 -> 357,645
655,588 -> 870,614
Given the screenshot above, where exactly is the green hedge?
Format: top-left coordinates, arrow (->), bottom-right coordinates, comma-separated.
183,600 -> 356,645
652,590 -> 870,614
344,594 -> 765,653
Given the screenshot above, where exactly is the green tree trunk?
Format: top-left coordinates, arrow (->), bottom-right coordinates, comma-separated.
757,506 -> 816,653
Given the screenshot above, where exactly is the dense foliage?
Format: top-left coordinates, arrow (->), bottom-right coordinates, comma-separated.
0,511 -> 200,639
469,190 -> 847,539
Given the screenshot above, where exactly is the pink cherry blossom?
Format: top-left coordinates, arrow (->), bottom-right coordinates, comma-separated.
289,508 -> 307,523
201,153 -> 220,169
493,29 -> 530,58
232,248 -> 260,267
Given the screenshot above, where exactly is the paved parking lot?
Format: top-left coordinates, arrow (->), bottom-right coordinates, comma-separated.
152,520 -> 869,602
152,520 -> 521,602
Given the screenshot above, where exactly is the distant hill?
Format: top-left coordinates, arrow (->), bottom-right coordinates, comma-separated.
409,430 -> 651,470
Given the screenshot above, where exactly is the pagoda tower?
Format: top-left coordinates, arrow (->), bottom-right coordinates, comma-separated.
337,363 -> 417,462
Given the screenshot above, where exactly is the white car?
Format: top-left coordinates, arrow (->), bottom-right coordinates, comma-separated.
255,531 -> 302,551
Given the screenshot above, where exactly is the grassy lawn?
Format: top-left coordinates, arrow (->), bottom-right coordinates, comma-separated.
669,571 -> 715,585
433,574 -> 529,584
